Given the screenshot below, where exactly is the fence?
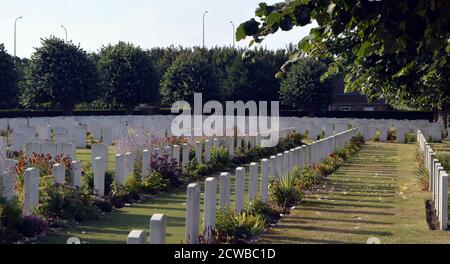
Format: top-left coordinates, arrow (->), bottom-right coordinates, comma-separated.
417,130 -> 448,231
126,128 -> 360,244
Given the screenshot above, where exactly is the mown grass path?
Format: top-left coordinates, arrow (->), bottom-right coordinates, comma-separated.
259,142 -> 450,244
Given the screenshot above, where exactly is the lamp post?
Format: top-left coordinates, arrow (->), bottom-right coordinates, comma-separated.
202,11 -> 208,48
14,16 -> 23,62
61,25 -> 68,42
230,21 -> 236,48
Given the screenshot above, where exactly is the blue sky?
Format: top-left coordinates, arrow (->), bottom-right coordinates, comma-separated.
0,0 -> 315,58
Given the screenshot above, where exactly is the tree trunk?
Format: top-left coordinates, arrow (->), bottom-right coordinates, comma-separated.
436,104 -> 450,129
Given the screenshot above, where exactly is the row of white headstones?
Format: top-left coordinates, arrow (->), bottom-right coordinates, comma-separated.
2,115 -> 446,154
126,128 -> 360,244
0,127 -> 298,215
418,131 -> 449,231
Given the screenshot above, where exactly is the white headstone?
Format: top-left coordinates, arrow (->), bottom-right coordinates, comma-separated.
195,141 -> 202,164
92,143 -> 108,171
185,183 -> 200,244
260,159 -> 269,203
101,127 -> 113,145
71,160 -> 82,187
204,140 -> 211,163
41,143 -> 57,158
142,149 -> 150,175
11,132 -> 25,152
24,167 -> 40,215
182,144 -> 189,170
93,157 -> 106,196
150,214 -> 167,244
219,172 -> 231,209
127,230 -> 148,244
439,171 -> 448,231
204,177 -> 216,243
234,167 -> 245,213
0,170 -> 16,200
52,163 -> 65,184
172,145 -> 181,166
249,162 -> 258,201
115,154 -> 126,185
125,152 -> 134,177
73,126 -> 87,148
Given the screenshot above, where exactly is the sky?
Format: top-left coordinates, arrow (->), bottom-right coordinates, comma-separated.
0,0 -> 315,58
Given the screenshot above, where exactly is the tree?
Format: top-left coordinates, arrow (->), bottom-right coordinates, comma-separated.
22,37 -> 98,115
280,57 -> 332,115
160,50 -> 220,105
223,48 -> 286,102
0,44 -> 19,109
97,42 -> 157,113
237,0 -> 450,126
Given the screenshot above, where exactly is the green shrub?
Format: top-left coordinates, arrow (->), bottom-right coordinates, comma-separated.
415,164 -> 429,191
234,212 -> 265,241
140,172 -> 168,195
209,146 -> 231,171
246,199 -> 281,225
92,197 -> 113,213
269,173 -> 302,209
406,132 -> 416,143
296,166 -> 320,191
36,177 -> 99,223
0,197 -> 23,243
437,154 -> 450,172
215,209 -> 265,243
108,182 -> 140,208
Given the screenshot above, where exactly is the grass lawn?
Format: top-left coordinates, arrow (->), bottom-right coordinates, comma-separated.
258,142 -> 450,244
429,140 -> 450,158
76,146 -> 117,171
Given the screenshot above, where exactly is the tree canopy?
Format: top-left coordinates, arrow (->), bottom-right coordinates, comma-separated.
280,57 -> 332,115
22,37 -> 98,115
237,0 -> 450,124
0,44 -> 18,109
160,50 -> 220,105
97,42 -> 158,113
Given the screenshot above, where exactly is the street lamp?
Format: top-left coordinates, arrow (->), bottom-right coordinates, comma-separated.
230,21 -> 236,48
61,25 -> 68,42
202,11 -> 208,48
14,16 -> 23,61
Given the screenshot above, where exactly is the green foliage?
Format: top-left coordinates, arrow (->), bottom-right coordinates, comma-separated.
280,57 -> 333,114
160,50 -> 220,105
209,146 -> 231,172
0,44 -> 19,109
269,173 -> 303,208
437,154 -> 450,172
0,197 -> 24,243
97,42 -> 158,112
223,48 -> 286,102
108,182 -> 140,208
36,177 -> 99,223
406,132 -> 416,144
296,166 -> 321,190
215,209 -> 265,243
22,37 -> 98,114
139,172 -> 168,195
239,1 -> 450,114
246,199 -> 281,225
